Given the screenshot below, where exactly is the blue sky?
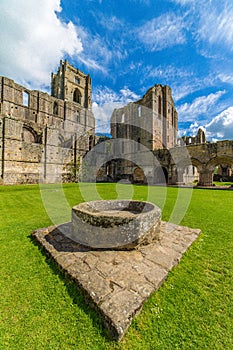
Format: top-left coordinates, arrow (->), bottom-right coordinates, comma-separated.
0,0 -> 233,140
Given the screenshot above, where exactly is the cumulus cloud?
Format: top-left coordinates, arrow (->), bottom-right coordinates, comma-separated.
138,13 -> 187,51
0,0 -> 83,89
93,87 -> 140,133
179,107 -> 233,141
205,107 -> 233,140
177,91 -> 226,121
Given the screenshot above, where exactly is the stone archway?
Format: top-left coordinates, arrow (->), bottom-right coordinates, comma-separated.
206,156 -> 233,184
174,158 -> 202,185
207,156 -> 233,171
22,125 -> 41,144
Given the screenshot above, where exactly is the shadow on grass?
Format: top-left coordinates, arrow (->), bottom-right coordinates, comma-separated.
29,233 -> 115,343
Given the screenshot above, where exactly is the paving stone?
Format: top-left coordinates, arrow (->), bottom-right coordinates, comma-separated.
32,221 -> 201,341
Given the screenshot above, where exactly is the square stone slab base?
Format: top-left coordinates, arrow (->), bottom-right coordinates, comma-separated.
32,222 -> 201,341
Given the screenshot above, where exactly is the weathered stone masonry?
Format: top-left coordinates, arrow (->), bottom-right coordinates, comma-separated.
1,60 -> 233,186
0,60 -> 95,184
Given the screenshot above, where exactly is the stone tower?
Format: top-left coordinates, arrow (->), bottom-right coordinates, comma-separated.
111,84 -> 178,151
51,60 -> 92,109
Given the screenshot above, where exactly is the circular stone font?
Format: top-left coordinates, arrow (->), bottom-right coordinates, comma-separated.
68,200 -> 162,250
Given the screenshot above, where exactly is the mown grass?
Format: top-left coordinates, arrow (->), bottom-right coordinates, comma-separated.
213,181 -> 233,187
0,183 -> 232,349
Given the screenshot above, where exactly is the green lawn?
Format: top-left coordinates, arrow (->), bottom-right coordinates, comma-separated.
213,181 -> 233,187
0,183 -> 232,349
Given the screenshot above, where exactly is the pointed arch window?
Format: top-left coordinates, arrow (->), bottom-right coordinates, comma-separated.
22,125 -> 41,144
53,101 -> 58,115
73,88 -> 82,104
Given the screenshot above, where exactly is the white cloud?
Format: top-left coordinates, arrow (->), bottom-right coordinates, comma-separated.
93,87 -> 140,133
177,91 -> 226,121
97,15 -> 125,31
205,107 -> 233,140
197,2 -> 233,50
146,65 -> 192,81
138,13 -> 186,51
93,102 -> 122,134
142,65 -> 199,100
173,0 -> 233,51
0,0 -> 83,89
78,56 -> 107,73
179,106 -> 233,141
218,73 -> 233,85
172,0 -> 195,4
119,88 -> 139,100
76,24 -> 128,74
189,121 -> 205,136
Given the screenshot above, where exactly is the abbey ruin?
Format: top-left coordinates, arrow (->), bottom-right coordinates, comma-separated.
0,61 -> 95,184
1,61 -> 233,186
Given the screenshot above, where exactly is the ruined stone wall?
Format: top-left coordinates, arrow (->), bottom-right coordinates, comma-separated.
109,84 -> 178,181
0,63 -> 95,184
179,128 -> 206,146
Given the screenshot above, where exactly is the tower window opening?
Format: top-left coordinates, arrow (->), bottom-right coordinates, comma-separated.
158,95 -> 162,118
73,88 -> 82,104
75,76 -> 80,84
138,106 -> 141,117
53,101 -> 58,115
77,110 -> 80,123
23,91 -> 29,107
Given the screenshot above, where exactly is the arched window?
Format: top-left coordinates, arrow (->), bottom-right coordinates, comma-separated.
53,101 -> 58,115
23,91 -> 29,107
73,88 -> 82,104
137,137 -> 141,150
158,96 -> 162,118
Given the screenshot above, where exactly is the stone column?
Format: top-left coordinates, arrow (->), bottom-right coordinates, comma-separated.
198,169 -> 213,186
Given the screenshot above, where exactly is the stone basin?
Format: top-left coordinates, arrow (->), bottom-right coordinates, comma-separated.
68,200 -> 162,250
